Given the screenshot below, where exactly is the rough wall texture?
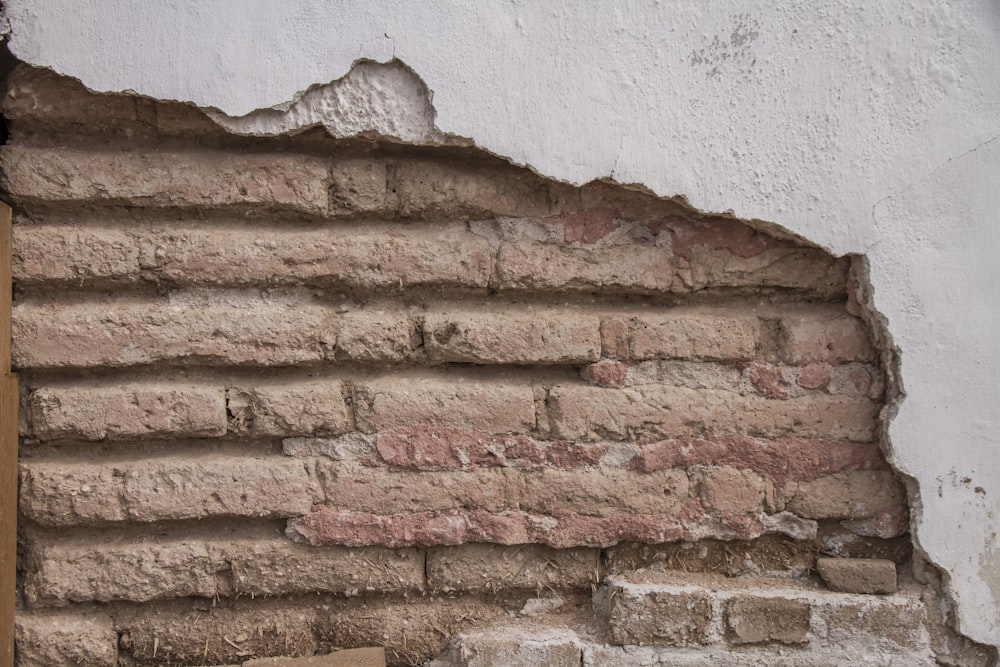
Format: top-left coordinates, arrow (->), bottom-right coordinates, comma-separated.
3,66 -> 990,666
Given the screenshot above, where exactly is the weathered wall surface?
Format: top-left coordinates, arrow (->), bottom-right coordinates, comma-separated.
2,0 -> 999,653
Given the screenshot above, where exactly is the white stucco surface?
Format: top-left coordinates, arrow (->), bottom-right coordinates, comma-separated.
3,0 -> 999,648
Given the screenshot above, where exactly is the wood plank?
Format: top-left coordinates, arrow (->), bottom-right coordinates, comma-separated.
0,203 -> 8,376
0,374 -> 16,667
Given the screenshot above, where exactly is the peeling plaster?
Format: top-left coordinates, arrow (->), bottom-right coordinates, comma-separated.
3,0 -> 1000,650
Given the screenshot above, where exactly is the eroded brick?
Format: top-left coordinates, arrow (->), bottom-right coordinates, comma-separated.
227,380 -> 352,437
625,311 -> 759,361
494,242 -> 674,293
780,312 -> 875,364
427,543 -> 599,591
609,587 -> 713,647
785,471 -> 906,520
16,610 -> 117,667
726,595 -> 811,644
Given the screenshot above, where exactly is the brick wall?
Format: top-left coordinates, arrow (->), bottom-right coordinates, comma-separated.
2,66 -> 921,666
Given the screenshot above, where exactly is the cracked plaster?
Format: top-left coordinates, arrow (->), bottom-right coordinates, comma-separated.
2,0 -> 1000,650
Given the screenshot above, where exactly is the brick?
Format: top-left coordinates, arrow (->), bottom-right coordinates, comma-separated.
336,310 -> 416,362
816,557 -> 897,594
329,160 -> 388,214
547,384 -> 877,442
609,586 -> 713,646
12,222 -> 142,285
283,433 -> 377,461
785,471 -> 906,520
392,160 -> 553,219
15,610 -> 117,667
225,540 -> 424,597
319,463 -> 513,513
427,543 -> 599,591
692,465 -> 770,515
823,594 -> 930,648
780,312 -> 875,363
353,377 -> 536,434
114,599 -> 319,665
726,595 -> 810,644
618,310 -> 759,361
494,241 -> 674,293
452,628 -> 582,667
615,359 -> 745,391
29,383 -> 227,441
244,649 -> 386,667
0,145 -> 330,214
24,536 -> 217,605
13,294 -> 337,368
20,456 -> 314,526
510,467 -> 691,516
687,246 -> 849,298
228,380 -> 352,437
3,64 -> 137,129
424,309 -> 601,364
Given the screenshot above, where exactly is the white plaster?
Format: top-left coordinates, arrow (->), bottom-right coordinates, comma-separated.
4,0 -> 1000,648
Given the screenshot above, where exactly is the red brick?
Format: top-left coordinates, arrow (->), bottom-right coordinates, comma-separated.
424,308 -> 601,364
622,310 -> 759,361
353,377 -> 536,434
494,242 -> 674,293
0,145 -> 330,214
13,293 -> 336,368
227,380 -> 352,437
29,383 -> 227,441
547,384 -> 877,442
12,222 -> 142,285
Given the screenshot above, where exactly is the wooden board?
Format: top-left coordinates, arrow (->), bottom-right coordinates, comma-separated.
0,202 -> 14,667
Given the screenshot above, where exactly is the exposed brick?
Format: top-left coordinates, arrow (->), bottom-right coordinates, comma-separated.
353,377 -> 536,434
29,383 -> 227,441
329,160 -> 388,215
283,433 -> 377,461
3,64 -> 136,128
687,246 -> 849,298
494,242 -> 674,293
785,471 -> 906,520
244,648 -> 386,667
622,310 -> 759,361
726,595 -> 811,644
427,543 -> 599,591
375,427 -> 605,470
823,594 -> 930,648
547,384 -> 877,442
692,465 -> 770,515
24,535 -> 217,605
20,456 -> 314,526
617,359 -> 745,391
13,294 -> 336,368
227,380 -> 352,437
13,222 -> 143,285
424,309 -> 600,364
780,312 -> 875,363
510,467 -> 691,516
15,610 -> 117,667
636,435 -> 887,487
816,557 -> 897,594
452,628 -> 582,667
0,145 -> 330,214
225,540 -> 424,597
392,160 -> 553,219
609,587 -> 713,647
336,310 -> 416,362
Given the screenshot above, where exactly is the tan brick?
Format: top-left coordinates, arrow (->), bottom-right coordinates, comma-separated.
228,380 -> 352,437
29,383 -> 227,441
688,246 -> 849,298
225,540 -> 424,596
781,312 -> 875,363
452,629 -> 582,667
547,384 -> 877,442
20,456 -> 314,526
823,594 -> 930,648
785,471 -> 906,519
510,467 -> 691,517
330,159 -> 388,214
15,610 -> 117,667
0,145 -> 330,214
114,599 -> 319,665
392,160 -> 553,219
692,465 -> 769,515
625,310 -> 759,361
424,309 -> 601,364
12,222 -> 142,285
817,557 -> 897,594
24,535 -> 217,605
13,294 -> 336,368
353,377 -> 536,434
122,456 -> 315,522
726,595 -> 811,644
3,64 -> 137,129
244,649 -> 386,667
609,587 -> 712,646
494,242 -> 674,293
320,463 -> 512,513
336,310 -> 416,362
427,543 -> 599,592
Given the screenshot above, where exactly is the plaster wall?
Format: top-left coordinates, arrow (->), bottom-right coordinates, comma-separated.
3,0 -> 999,648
